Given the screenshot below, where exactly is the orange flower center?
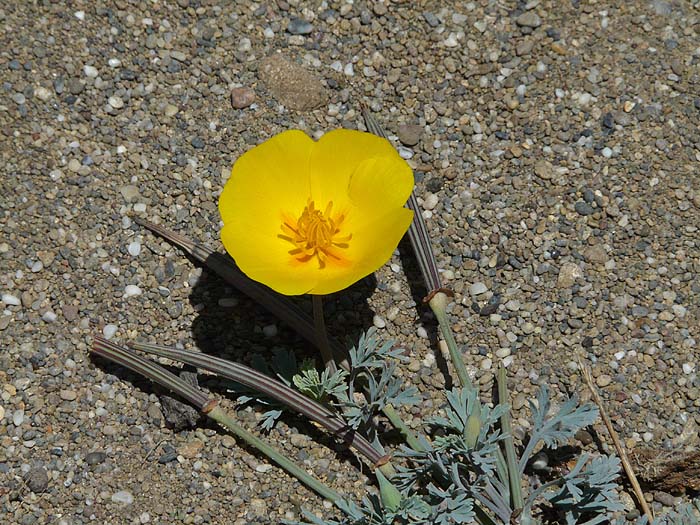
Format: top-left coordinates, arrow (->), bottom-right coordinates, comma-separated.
279,200 -> 352,268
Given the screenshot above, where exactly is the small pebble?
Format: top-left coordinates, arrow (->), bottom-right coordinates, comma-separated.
287,18 -> 313,35
469,282 -> 488,296
108,96 -> 124,109
262,324 -> 278,337
85,451 -> 107,465
230,87 -> 255,109
103,324 -> 118,339
124,285 -> 142,298
128,241 -> 141,256
24,466 -> 49,493
111,490 -> 134,505
596,374 -> 612,387
13,409 -> 25,426
372,315 -> 386,329
2,293 -> 21,306
84,65 -> 98,77
422,193 -> 439,210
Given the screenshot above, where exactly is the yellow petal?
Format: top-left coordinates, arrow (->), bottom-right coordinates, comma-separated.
219,130 -> 313,226
221,221 -> 320,295
346,156 -> 414,227
308,207 -> 414,295
308,129 -> 401,205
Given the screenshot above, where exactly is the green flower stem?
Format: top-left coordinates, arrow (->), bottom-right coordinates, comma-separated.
497,365 -> 524,513
382,404 -> 424,452
206,405 -> 343,505
428,291 -> 473,390
312,294 -> 339,374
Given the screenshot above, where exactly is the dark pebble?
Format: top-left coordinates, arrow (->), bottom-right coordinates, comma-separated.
85,451 -> 107,465
582,188 -> 595,203
191,136 -> 205,149
575,429 -> 594,445
653,491 -> 676,507
423,12 -> 440,27
574,201 -> 594,216
479,303 -> 498,316
23,466 -> 49,493
8,59 -> 21,70
158,444 -> 178,464
287,18 -> 313,35
601,112 -> 615,129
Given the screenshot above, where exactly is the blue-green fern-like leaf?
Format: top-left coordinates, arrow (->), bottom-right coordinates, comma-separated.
519,385 -> 599,473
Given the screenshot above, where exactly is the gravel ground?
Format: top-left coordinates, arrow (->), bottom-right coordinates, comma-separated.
1,1 -> 698,523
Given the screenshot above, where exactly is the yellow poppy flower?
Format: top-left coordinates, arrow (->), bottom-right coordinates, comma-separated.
219,129 -> 414,295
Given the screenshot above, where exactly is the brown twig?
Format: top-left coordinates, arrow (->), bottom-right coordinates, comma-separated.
578,357 -> 653,521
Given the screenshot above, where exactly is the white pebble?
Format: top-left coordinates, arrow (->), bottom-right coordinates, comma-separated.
343,63 -> 354,76
505,299 -> 520,311
74,10 -> 85,20
416,326 -> 428,339
35,87 -> 52,101
502,356 -> 514,368
443,33 -> 459,47
116,145 -> 127,154
133,203 -> 147,213
108,96 -> 124,109
12,409 -> 24,426
601,147 -> 613,158
496,348 -> 511,359
642,432 -> 653,443
84,65 -> 98,78
672,305 -> 687,317
516,84 -> 527,96
31,261 -> 43,272
127,241 -> 141,256
614,351 -> 626,360
108,58 -> 121,67
480,358 -> 492,370
124,285 -> 142,298
2,293 -> 21,306
372,315 -> 386,329
111,490 -> 134,505
578,92 -> 592,105
238,37 -> 252,52
262,324 -> 278,337
329,61 -> 342,72
42,311 -> 57,323
103,324 -> 118,339
398,147 -> 414,159
263,27 -> 275,39
469,282 -> 488,296
682,363 -> 695,375
422,193 -> 439,210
